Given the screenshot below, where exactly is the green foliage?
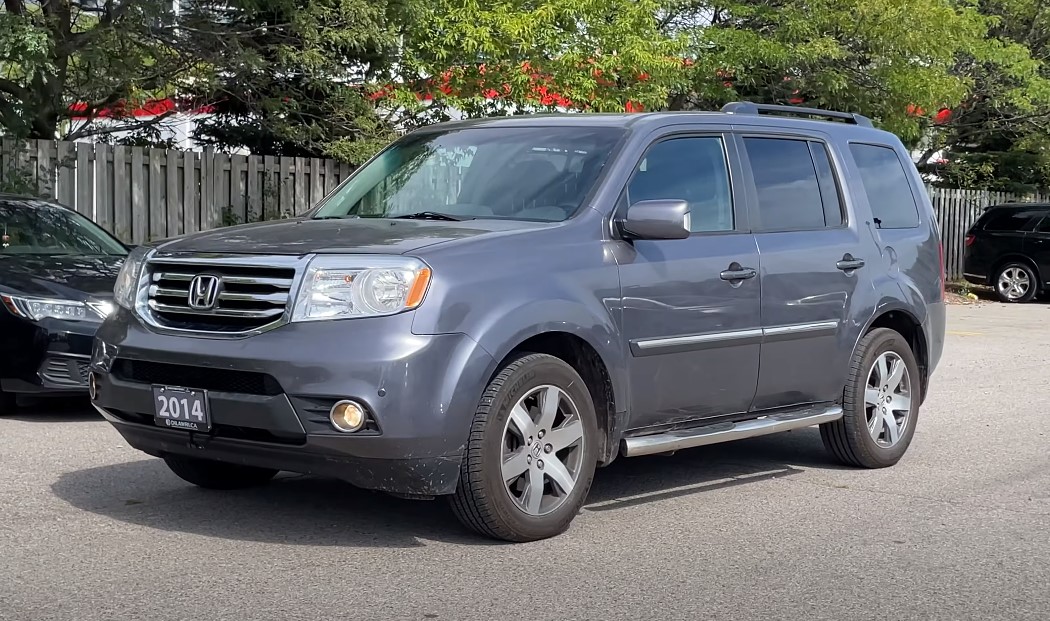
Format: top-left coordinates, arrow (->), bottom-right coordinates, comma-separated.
184,0 -> 409,162
0,1 -> 199,142
387,0 -> 687,121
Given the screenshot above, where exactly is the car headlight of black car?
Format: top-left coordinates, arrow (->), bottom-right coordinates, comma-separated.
113,245 -> 151,311
0,294 -> 113,322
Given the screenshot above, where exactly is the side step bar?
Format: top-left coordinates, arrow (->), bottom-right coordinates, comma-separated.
622,405 -> 843,457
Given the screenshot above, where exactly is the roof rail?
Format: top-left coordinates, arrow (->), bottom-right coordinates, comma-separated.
721,101 -> 873,127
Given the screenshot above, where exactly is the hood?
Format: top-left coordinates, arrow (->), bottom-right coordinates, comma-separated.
151,217 -> 549,256
0,254 -> 124,300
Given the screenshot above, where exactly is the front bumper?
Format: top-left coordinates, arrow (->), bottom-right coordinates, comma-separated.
0,315 -> 97,395
91,309 -> 494,496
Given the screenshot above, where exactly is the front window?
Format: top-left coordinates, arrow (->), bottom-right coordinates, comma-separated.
312,126 -> 625,222
0,200 -> 126,256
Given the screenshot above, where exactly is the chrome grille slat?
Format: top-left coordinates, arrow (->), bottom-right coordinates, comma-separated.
141,255 -> 301,335
217,291 -> 288,304
148,300 -> 285,318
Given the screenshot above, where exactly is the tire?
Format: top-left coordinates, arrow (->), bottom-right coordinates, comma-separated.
993,261 -> 1038,303
0,390 -> 16,417
449,353 -> 599,542
163,455 -> 278,490
820,328 -> 921,469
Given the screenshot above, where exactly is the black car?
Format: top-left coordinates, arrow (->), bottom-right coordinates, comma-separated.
0,195 -> 128,414
963,203 -> 1050,303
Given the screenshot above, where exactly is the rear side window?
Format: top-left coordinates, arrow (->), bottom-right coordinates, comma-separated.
849,143 -> 920,228
1036,215 -> 1050,233
982,208 -> 1042,232
744,137 -> 841,231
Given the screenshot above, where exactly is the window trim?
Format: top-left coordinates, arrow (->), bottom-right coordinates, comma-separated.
613,131 -> 746,238
735,133 -> 849,234
846,140 -> 922,230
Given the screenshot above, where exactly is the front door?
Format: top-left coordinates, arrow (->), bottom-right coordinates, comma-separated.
616,132 -> 762,430
736,134 -> 864,410
1026,212 -> 1050,291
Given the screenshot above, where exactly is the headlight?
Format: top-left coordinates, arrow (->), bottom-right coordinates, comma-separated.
114,246 -> 151,310
0,294 -> 112,322
291,255 -> 432,322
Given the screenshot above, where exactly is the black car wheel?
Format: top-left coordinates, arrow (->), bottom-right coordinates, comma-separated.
163,455 -> 279,490
994,262 -> 1038,303
449,353 -> 599,542
820,328 -> 921,469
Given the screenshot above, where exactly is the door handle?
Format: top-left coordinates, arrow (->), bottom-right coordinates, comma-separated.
720,265 -> 757,282
836,255 -> 865,271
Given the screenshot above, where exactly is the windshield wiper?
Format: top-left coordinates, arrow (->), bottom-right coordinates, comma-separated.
313,215 -> 359,220
391,211 -> 468,222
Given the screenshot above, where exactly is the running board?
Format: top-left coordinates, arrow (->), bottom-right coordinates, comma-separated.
621,405 -> 843,457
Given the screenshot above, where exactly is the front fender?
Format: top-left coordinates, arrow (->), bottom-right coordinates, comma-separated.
468,299 -> 627,409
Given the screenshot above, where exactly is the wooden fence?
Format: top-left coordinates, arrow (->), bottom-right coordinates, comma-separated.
1,138 -> 1046,279
0,139 -> 355,244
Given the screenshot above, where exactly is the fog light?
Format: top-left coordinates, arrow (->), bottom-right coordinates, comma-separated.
330,400 -> 366,433
88,372 -> 99,401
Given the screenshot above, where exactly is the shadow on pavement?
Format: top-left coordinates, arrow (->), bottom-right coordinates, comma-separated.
51,427 -> 839,547
7,396 -> 101,423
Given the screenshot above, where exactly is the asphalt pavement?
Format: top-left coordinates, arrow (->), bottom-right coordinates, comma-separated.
2,301 -> 1049,621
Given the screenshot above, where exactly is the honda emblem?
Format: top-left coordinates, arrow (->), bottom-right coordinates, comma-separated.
187,274 -> 221,310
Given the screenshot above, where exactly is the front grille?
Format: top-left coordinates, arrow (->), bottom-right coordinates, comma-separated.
39,357 -> 90,387
144,259 -> 297,334
112,359 -> 283,396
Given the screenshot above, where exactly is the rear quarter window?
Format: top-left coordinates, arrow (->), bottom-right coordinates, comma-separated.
849,143 -> 920,229
979,208 -> 1043,232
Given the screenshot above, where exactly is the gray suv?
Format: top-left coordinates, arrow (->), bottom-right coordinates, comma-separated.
90,103 -> 946,542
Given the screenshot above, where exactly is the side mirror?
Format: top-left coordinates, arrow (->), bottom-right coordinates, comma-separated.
619,199 -> 691,240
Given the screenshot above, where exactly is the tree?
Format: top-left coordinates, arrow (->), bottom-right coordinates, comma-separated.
659,0 -> 1014,147
0,0 -> 203,141
380,0 -> 687,124
185,0 -> 413,162
920,0 -> 1050,191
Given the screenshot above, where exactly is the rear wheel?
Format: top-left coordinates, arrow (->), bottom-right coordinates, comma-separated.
450,353 -> 598,542
994,262 -> 1038,303
163,455 -> 278,490
821,328 -> 920,469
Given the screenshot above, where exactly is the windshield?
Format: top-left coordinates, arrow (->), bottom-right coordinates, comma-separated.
312,126 -> 625,222
0,200 -> 127,256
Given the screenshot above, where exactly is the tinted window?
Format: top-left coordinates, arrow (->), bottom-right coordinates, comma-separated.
1036,215 -> 1050,233
627,137 -> 734,233
982,208 -> 1042,232
849,143 -> 920,228
0,200 -> 126,256
810,143 -> 844,226
744,137 -> 827,231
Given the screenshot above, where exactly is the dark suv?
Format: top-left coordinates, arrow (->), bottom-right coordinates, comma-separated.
963,203 -> 1050,303
90,103 -> 946,542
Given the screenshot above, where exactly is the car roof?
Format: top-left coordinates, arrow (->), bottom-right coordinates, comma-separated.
0,194 -> 67,209
411,109 -> 898,142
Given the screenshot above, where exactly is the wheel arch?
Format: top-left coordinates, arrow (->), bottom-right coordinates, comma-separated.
485,328 -> 624,467
856,306 -> 930,404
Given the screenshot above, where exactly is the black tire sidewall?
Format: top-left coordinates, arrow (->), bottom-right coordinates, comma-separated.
478,355 -> 599,540
843,328 -> 921,467
995,262 -> 1038,303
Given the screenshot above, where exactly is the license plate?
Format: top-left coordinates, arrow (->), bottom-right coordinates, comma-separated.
152,385 -> 211,432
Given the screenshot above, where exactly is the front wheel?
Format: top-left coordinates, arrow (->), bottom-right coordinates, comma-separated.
449,353 -> 599,542
163,455 -> 278,490
994,262 -> 1038,303
820,328 -> 921,469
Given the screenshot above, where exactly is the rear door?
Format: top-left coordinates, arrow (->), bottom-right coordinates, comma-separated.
735,132 -> 864,410
616,129 -> 762,429
1026,212 -> 1050,290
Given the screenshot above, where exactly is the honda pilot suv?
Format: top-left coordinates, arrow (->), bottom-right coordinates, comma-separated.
91,103 -> 946,542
